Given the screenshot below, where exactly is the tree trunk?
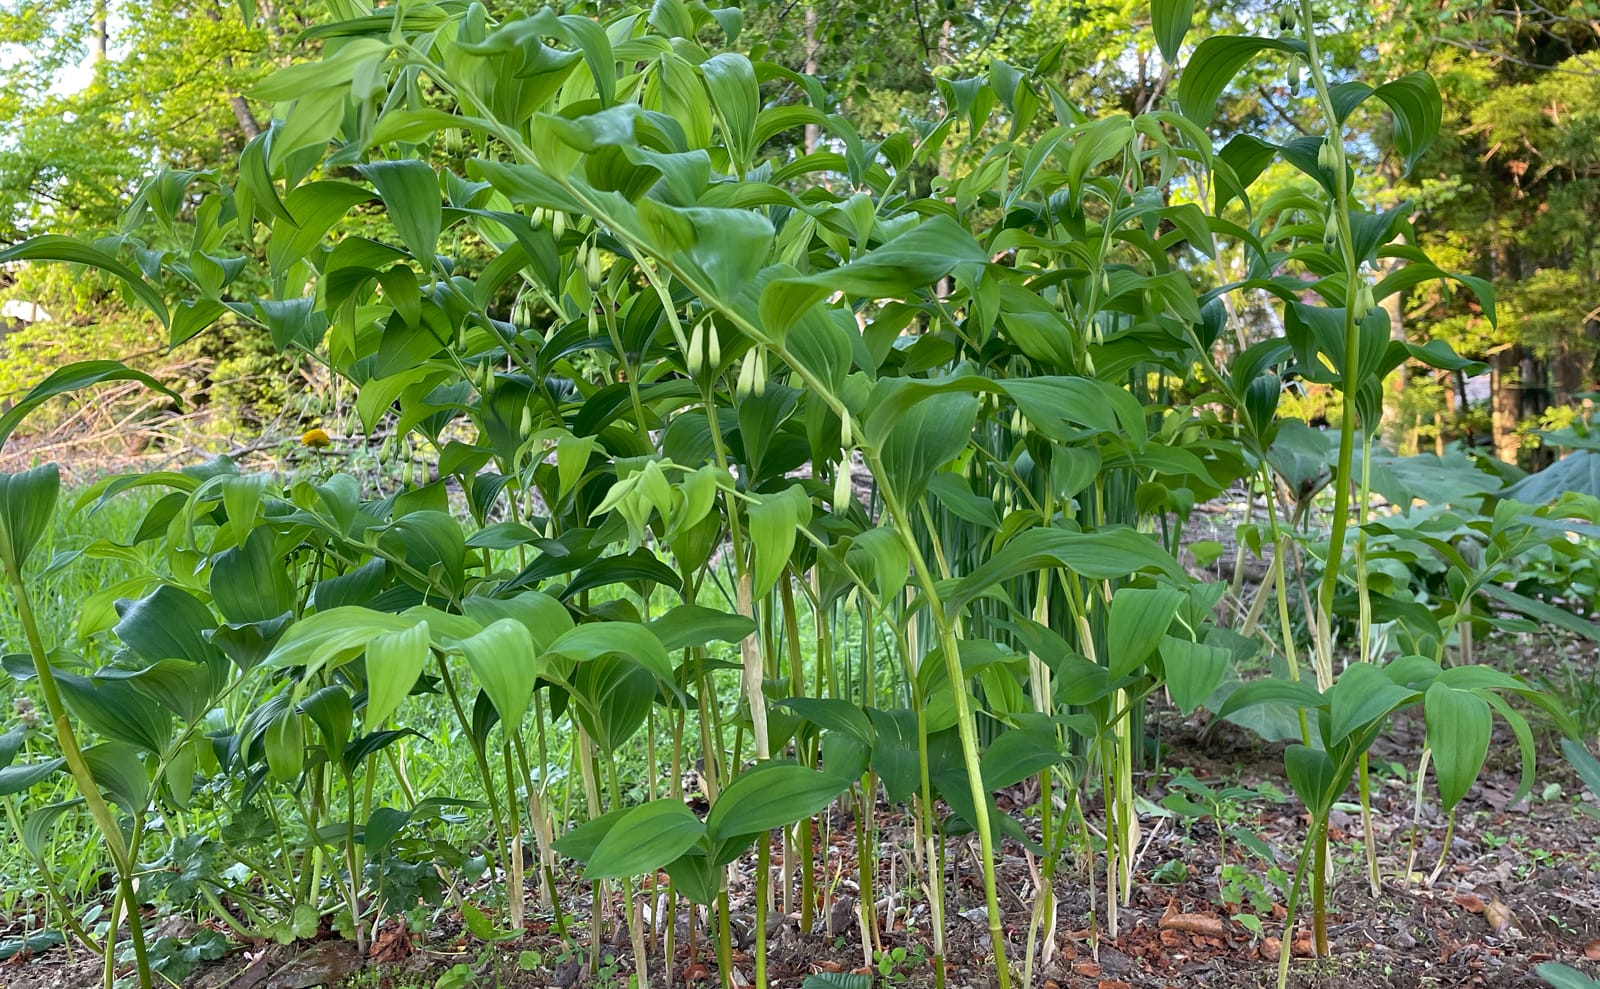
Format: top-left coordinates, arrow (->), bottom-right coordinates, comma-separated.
1379,249 -> 1407,443
1491,348 -> 1521,464
803,4 -> 819,155
91,0 -> 108,63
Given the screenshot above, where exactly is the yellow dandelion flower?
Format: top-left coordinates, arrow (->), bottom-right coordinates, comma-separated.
301,428 -> 332,449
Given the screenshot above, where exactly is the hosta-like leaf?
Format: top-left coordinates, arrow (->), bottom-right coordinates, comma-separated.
746,484 -> 811,598
706,762 -> 849,842
1325,661 -> 1418,744
363,621 -> 430,728
0,758 -> 65,797
458,618 -> 541,733
1106,587 -> 1185,678
980,727 -> 1064,790
546,620 -> 674,686
1425,683 -> 1491,812
647,605 -> 756,653
947,527 -> 1183,615
585,800 -> 705,880
358,160 -> 442,265
1159,636 -> 1231,715
21,800 -> 82,858
263,707 -> 304,782
0,465 -> 60,571
267,607 -> 419,679
56,671 -> 172,753
83,742 -> 150,813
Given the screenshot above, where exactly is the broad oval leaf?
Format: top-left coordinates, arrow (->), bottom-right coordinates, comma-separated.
458,618 -> 541,732
0,465 -> 60,571
363,621 -> 430,728
706,761 -> 849,842
1424,683 -> 1491,812
585,799 -> 706,880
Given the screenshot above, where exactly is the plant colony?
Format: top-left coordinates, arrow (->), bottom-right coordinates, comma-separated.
1,2 -> 1598,989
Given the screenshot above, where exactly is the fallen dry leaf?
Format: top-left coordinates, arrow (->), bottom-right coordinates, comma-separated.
1261,936 -> 1318,960
367,924 -> 411,965
1157,899 -> 1227,937
1584,939 -> 1600,961
1454,892 -> 1486,914
1072,961 -> 1102,977
1484,896 -> 1514,935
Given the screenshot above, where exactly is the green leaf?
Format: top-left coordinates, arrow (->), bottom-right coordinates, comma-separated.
300,684 -> 354,755
56,671 -> 172,753
0,728 -> 22,770
1175,36 -> 1307,126
0,758 -> 65,797
0,362 -> 181,451
980,727 -> 1063,790
866,708 -> 921,803
267,607 -> 418,680
1480,583 -> 1600,644
701,53 -> 759,168
459,901 -> 520,943
21,800 -> 82,858
0,236 -> 170,326
82,742 -> 150,813
460,591 -> 573,653
364,621 -> 430,728
871,384 -> 980,507
1424,683 -> 1491,812
552,807 -> 630,862
212,526 -> 295,625
926,474 -> 999,530
777,698 -> 876,748
1107,587 -> 1185,678
647,605 -> 755,653
0,465 -> 60,571
358,160 -> 442,265
1372,72 -> 1442,175
1283,743 -> 1339,816
263,706 -> 304,782
745,484 -> 811,598
947,527 -> 1184,615
706,762 -> 849,841
1214,677 -> 1323,719
1534,963 -> 1600,989
97,659 -> 213,723
546,621 -> 676,687
1151,0 -> 1196,62
1160,636 -> 1230,715
760,216 -> 986,335
585,800 -> 706,880
458,619 -> 540,733
1561,738 -> 1600,800
573,655 -> 655,753
363,806 -> 411,857
1325,662 -> 1418,744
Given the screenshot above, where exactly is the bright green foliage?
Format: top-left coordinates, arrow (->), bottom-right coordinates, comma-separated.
0,5 -> 1597,989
